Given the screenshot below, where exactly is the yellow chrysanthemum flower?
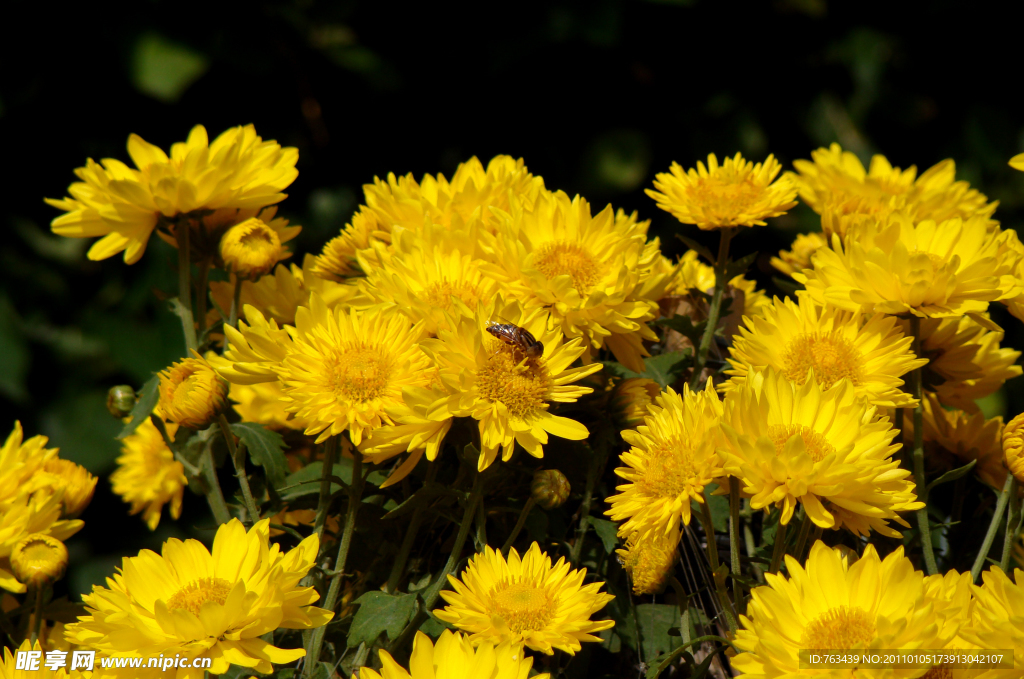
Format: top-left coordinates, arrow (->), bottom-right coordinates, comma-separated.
1,640 -> 69,679
719,368 -> 923,536
770,231 -> 828,277
420,297 -> 601,470
36,459 -> 97,519
796,212 -> 1022,318
792,143 -> 997,227
1001,412 -> 1024,484
46,125 -> 298,264
356,630 -> 548,679
605,383 -> 724,538
157,353 -> 228,429
646,153 -> 798,230
221,295 -> 433,445
920,393 -> 1007,490
909,315 -> 1023,412
722,294 -> 927,408
111,418 -> 186,530
484,190 -> 668,372
608,377 -> 662,430
434,543 -> 614,655
617,528 -> 679,595
959,567 -> 1024,678
732,541 -> 957,679
65,519 -> 332,675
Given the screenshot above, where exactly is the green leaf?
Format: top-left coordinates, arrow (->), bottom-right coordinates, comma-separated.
132,32 -> 208,103
590,518 -> 620,554
723,252 -> 758,281
693,483 -> 729,533
116,375 -> 160,440
632,604 -> 681,660
641,351 -> 692,388
279,462 -> 343,502
0,293 -> 29,403
231,422 -> 289,489
656,315 -> 706,345
599,360 -> 639,381
675,234 -> 714,263
772,275 -> 804,296
926,459 -> 977,493
347,591 -> 418,648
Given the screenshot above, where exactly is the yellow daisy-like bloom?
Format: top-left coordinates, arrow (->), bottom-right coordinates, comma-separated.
771,231 -> 829,277
219,217 -> 284,278
1001,412 -> 1024,484
732,542 -> 957,679
10,533 -> 68,588
484,190 -> 668,372
37,458 -> 97,519
909,315 -> 1023,412
792,143 -> 997,226
434,543 -> 614,655
921,394 -> 1007,491
157,354 -> 228,429
608,377 -> 662,430
221,295 -> 433,445
617,528 -> 679,595
204,353 -> 310,432
959,567 -> 1024,678
722,294 -> 927,408
356,630 -> 548,679
646,153 -> 798,230
719,368 -> 923,536
1,640 -> 69,679
420,297 -> 601,471
46,125 -> 298,264
111,418 -> 186,530
796,212 -> 1023,318
64,519 -> 332,675
605,383 -> 725,538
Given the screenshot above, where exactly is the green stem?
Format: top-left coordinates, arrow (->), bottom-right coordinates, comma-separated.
669,576 -> 692,646
742,503 -> 764,584
689,227 -> 734,391
386,460 -> 439,594
201,445 -> 231,525
502,498 -> 536,553
176,220 -> 198,353
29,587 -> 43,644
570,433 -> 610,565
195,257 -> 210,340
792,511 -> 813,563
229,274 -> 243,329
218,415 -> 259,525
474,494 -> 488,550
971,472 -> 1015,582
999,477 -> 1021,572
313,436 -> 338,542
909,316 -> 938,575
306,450 -> 366,677
698,491 -> 720,573
626,580 -> 644,668
768,517 -> 788,575
728,477 -> 742,605
149,414 -> 202,477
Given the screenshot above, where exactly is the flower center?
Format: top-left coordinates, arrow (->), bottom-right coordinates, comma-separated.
166,577 -> 233,617
801,605 -> 877,650
692,177 -> 762,215
488,580 -> 554,633
639,436 -> 697,498
423,278 -> 482,311
476,343 -> 549,419
324,343 -> 392,403
21,540 -> 61,564
782,332 -> 861,390
535,241 -> 603,294
768,424 -> 836,462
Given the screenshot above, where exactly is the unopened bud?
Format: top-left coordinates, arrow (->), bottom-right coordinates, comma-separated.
1003,412 -> 1024,484
531,469 -> 570,510
11,534 -> 68,588
220,217 -> 283,278
107,385 -> 136,418
157,355 -> 227,429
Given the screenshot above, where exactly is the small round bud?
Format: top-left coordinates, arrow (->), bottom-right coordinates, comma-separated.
158,355 -> 228,429
531,469 -> 570,510
609,377 -> 661,430
220,217 -> 283,278
42,458 -> 98,519
1002,412 -> 1024,484
107,385 -> 136,418
11,534 -> 69,588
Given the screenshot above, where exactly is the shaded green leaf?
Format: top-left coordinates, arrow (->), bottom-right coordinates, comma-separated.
656,315 -> 705,345
347,591 -> 418,648
641,351 -> 692,388
279,462 -> 343,502
116,375 -> 160,440
697,483 -> 730,533
675,234 -> 714,263
590,518 -> 620,554
231,422 -> 289,489
926,459 -> 977,493
723,252 -> 758,281
0,294 -> 29,402
772,275 -> 804,296
132,32 -> 208,103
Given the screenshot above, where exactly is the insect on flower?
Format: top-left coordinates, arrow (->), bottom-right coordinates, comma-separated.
486,320 -> 544,359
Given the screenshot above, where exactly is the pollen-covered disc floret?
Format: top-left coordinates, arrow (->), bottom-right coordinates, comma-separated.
434,543 -> 614,655
64,519 -> 332,676
357,630 -> 548,679
646,153 -> 798,230
719,368 -> 922,536
605,383 -> 725,539
732,542 -> 957,679
46,125 -> 298,264
420,297 -> 601,471
723,294 -> 927,408
157,354 -> 228,429
111,418 -> 187,530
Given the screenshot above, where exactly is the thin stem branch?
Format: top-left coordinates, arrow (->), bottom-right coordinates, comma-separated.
201,444 -> 231,525
313,436 -> 338,542
218,414 -> 259,525
768,518 -> 788,575
689,227 -> 733,391
999,477 -> 1021,572
626,577 -> 644,669
792,511 -> 813,563
195,257 -> 210,340
386,460 -> 439,594
742,503 -> 764,584
176,220 -> 198,353
697,491 -> 720,573
971,473 -> 1015,582
909,316 -> 938,575
728,477 -> 742,605
669,576 -> 692,646
570,433 -> 610,565
502,498 -> 536,553
229,275 -> 243,329
30,588 -> 43,644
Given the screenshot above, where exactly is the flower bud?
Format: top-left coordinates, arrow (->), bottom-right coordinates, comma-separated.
43,458 -> 97,519
617,529 -> 678,595
220,217 -> 283,278
531,469 -> 570,510
1002,412 -> 1024,483
609,377 -> 661,430
11,534 -> 68,588
107,385 -> 136,418
158,354 -> 228,429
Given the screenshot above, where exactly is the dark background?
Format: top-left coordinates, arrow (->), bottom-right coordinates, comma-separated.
2,0 -> 1023,612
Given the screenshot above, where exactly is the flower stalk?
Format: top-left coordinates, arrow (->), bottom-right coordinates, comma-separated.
999,477 -> 1021,572
909,317 -> 938,575
312,435 -> 338,542
689,226 -> 733,391
218,414 -> 260,525
176,219 -> 198,353
971,472 -> 1014,582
